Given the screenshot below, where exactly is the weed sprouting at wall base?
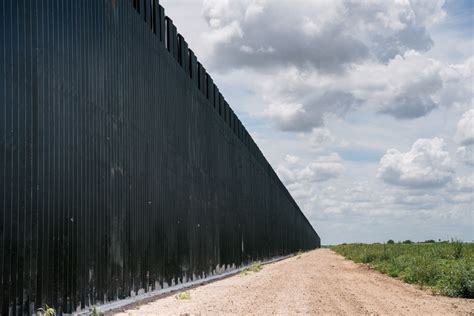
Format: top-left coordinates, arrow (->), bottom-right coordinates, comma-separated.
90,305 -> 104,316
241,262 -> 263,275
37,305 -> 56,316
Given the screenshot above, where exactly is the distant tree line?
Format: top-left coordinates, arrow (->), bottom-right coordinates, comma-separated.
387,239 -> 458,244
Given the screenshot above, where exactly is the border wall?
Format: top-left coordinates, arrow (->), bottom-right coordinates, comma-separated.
0,0 -> 320,314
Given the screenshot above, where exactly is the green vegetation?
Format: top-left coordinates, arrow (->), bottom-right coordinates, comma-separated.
241,261 -> 263,275
37,304 -> 104,316
332,241 -> 474,298
176,291 -> 191,300
90,305 -> 104,316
37,305 -> 56,316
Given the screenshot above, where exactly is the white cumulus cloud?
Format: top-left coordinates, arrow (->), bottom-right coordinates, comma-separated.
455,109 -> 474,146
202,0 -> 446,73
201,0 -> 472,132
454,109 -> 474,166
456,146 -> 474,166
277,153 -> 344,186
256,51 -> 473,131
377,137 -> 454,188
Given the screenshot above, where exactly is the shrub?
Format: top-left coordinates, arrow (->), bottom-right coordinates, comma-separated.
400,257 -> 440,286
402,240 -> 413,244
452,240 -> 463,259
387,239 -> 395,244
437,260 -> 474,298
361,253 -> 376,263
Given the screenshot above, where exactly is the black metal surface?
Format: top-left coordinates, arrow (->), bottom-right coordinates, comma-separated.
0,0 -> 320,314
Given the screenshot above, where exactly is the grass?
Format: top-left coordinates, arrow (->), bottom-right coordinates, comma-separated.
37,305 -> 56,316
241,261 -> 263,275
37,304 -> 104,315
176,291 -> 191,300
331,241 -> 474,298
90,305 -> 104,316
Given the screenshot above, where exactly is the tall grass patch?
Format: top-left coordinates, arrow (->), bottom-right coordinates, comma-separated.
331,241 -> 474,298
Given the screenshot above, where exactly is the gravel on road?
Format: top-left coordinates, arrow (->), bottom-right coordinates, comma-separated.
114,248 -> 474,315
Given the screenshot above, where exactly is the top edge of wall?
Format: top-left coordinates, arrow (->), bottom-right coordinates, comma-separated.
127,0 -> 312,226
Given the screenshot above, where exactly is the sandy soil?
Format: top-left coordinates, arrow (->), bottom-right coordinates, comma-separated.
113,248 -> 474,315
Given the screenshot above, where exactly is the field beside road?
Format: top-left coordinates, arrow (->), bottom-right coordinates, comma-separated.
113,248 -> 474,315
332,242 -> 474,298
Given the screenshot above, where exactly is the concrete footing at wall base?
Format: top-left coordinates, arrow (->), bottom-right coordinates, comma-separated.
73,255 -> 292,316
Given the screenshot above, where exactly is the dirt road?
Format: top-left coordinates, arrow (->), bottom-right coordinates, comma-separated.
114,249 -> 474,315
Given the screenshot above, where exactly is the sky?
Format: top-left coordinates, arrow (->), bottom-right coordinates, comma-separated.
160,0 -> 474,245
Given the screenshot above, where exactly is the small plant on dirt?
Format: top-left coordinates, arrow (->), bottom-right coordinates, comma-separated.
241,261 -> 263,275
90,305 -> 104,316
296,250 -> 303,259
37,305 -> 56,316
176,291 -> 191,300
248,261 -> 263,272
